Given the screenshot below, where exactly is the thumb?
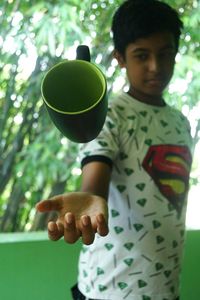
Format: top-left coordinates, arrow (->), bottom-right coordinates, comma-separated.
36,195 -> 63,212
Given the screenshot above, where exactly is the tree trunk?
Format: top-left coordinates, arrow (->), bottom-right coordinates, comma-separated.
0,179 -> 25,232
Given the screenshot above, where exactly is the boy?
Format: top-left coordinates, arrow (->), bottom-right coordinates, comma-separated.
36,0 -> 193,299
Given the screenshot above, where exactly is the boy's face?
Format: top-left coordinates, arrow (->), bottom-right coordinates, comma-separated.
115,31 -> 177,105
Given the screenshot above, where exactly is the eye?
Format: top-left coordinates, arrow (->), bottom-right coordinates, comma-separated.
135,53 -> 148,61
159,50 -> 176,60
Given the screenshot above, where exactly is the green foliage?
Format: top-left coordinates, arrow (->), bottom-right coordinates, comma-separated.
0,0 -> 199,232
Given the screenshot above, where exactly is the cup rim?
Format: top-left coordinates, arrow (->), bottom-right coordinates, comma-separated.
41,60 -> 107,115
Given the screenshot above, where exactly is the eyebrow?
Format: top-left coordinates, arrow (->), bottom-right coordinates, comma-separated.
131,44 -> 175,54
160,45 -> 176,51
131,48 -> 149,54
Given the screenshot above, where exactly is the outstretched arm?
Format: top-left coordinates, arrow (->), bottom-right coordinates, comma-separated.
36,161 -> 111,245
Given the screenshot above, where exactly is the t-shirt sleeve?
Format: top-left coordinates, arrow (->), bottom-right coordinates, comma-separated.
79,95 -> 139,169
176,109 -> 194,150
79,104 -> 121,168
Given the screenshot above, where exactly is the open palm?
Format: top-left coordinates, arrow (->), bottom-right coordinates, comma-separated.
36,192 -> 109,245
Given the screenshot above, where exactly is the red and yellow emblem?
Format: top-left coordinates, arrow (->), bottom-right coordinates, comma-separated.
142,145 -> 192,214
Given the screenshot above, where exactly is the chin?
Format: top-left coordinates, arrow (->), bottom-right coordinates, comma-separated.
146,87 -> 165,98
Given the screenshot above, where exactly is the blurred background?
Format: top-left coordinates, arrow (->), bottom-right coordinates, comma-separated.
0,0 -> 200,233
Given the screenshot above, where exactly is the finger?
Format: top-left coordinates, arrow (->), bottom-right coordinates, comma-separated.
36,195 -> 63,212
96,214 -> 109,237
63,213 -> 80,244
81,215 -> 95,245
48,221 -> 63,241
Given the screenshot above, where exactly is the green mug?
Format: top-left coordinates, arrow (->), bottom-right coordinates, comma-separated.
41,46 -> 107,143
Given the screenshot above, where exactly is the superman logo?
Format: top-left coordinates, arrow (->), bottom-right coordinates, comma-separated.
142,145 -> 192,214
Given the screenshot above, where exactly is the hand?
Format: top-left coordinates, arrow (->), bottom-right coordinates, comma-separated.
36,192 -> 109,245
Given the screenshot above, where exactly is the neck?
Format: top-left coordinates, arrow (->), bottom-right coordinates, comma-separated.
128,88 -> 166,107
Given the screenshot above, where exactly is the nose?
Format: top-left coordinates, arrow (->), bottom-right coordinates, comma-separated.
148,56 -> 161,73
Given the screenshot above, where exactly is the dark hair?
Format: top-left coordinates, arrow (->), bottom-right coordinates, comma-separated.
111,0 -> 183,56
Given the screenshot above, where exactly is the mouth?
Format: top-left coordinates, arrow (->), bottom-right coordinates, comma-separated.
146,78 -> 165,86
144,78 -> 167,92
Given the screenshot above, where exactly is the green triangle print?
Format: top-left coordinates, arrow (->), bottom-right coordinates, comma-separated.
83,270 -> 88,278
128,115 -> 136,121
133,223 -> 144,232
128,128 -> 135,136
141,126 -> 148,133
107,121 -> 115,129
152,220 -> 161,229
98,284 -> 107,292
145,139 -> 152,146
117,185 -> 126,193
82,246 -> 89,253
156,235 -> 165,244
176,127 -> 181,134
97,267 -> 104,276
170,286 -> 175,294
114,226 -> 124,234
83,151 -> 91,156
117,105 -> 124,111
142,296 -> 151,300
86,285 -> 90,293
137,198 -> 147,207
136,183 -> 146,191
172,240 -> 178,248
164,270 -> 172,278
155,262 -> 164,271
174,257 -> 179,264
124,258 -> 134,267
124,168 -> 134,176
138,279 -> 148,288
118,282 -> 128,290
168,203 -> 175,212
111,209 -> 120,218
104,243 -> 114,251
160,120 -> 168,127
124,242 -> 134,251
139,111 -> 147,117
98,141 -> 108,147
119,152 -> 128,160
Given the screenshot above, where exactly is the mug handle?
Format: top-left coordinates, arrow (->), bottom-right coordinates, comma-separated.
76,45 -> 91,62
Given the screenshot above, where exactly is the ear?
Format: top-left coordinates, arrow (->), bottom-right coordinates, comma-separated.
113,50 -> 126,68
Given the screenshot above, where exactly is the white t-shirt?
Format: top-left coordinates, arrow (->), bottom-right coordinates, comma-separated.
78,92 -> 193,300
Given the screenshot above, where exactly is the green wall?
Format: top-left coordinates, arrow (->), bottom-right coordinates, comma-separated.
0,230 -> 199,300
0,232 -> 81,300
180,230 -> 200,300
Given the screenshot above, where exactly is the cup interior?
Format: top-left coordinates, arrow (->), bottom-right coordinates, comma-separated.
41,60 -> 106,114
